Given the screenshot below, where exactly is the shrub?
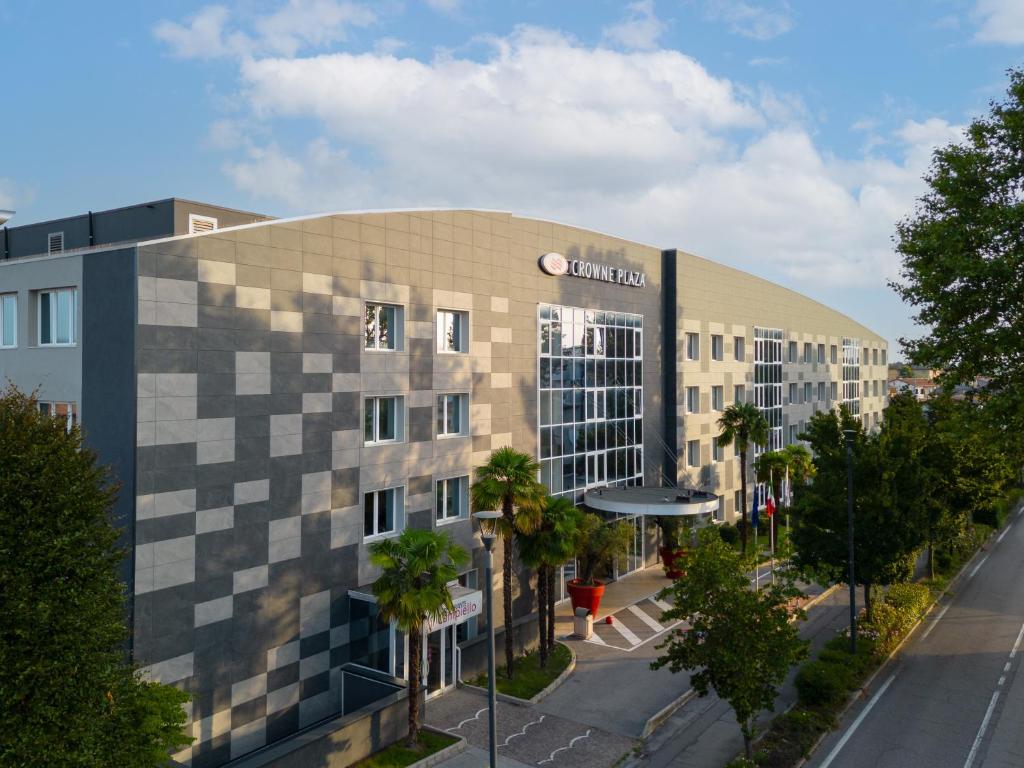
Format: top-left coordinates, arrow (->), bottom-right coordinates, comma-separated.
719,523 -> 740,546
724,758 -> 757,768
822,634 -> 878,676
795,660 -> 852,710
884,583 -> 931,617
757,707 -> 831,766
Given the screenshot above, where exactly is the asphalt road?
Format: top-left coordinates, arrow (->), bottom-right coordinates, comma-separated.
809,504 -> 1024,768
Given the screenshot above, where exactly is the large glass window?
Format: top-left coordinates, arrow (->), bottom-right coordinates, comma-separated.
538,304 -> 644,503
364,487 -> 403,539
436,476 -> 468,523
734,336 -> 745,361
842,338 -> 861,416
437,394 -> 468,437
38,288 -> 76,346
686,386 -> 699,414
712,385 -> 723,411
365,303 -> 402,350
0,294 -> 16,348
711,334 -> 723,361
39,401 -> 77,432
364,396 -> 404,444
754,327 -> 783,452
437,309 -> 468,353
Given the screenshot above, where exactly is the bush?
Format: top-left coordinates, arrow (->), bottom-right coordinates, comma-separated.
724,758 -> 757,768
861,583 -> 933,655
884,583 -> 931,617
755,707 -> 832,767
795,660 -> 852,710
822,635 -> 878,677
719,523 -> 740,545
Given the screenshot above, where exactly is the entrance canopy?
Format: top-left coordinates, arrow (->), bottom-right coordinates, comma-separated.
584,487 -> 719,518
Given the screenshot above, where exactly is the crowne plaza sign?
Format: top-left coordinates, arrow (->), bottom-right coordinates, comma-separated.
539,252 -> 647,288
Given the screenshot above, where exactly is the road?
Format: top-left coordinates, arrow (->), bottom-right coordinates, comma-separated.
809,504 -> 1024,768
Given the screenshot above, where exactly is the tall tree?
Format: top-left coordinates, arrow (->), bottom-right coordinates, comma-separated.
791,405 -> 925,620
370,528 -> 468,747
717,402 -> 770,555
652,528 -> 808,759
0,387 -> 191,768
517,496 -> 581,667
470,447 -> 545,678
893,68 -> 1024,419
781,443 -> 815,487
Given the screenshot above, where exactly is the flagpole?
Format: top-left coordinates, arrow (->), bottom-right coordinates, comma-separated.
770,470 -> 776,586
754,523 -> 759,591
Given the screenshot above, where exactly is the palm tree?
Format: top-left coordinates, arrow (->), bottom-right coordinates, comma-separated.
717,402 -> 770,555
471,447 -> 546,679
518,496 -> 581,667
370,529 -> 468,748
782,443 -> 815,487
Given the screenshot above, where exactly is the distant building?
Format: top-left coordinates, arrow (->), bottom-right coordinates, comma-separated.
889,377 -> 938,401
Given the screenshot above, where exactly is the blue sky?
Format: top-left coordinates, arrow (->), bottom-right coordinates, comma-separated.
2,0 -> 1023,353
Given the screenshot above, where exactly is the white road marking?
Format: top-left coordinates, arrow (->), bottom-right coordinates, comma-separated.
586,630 -> 607,646
818,674 -> 896,768
921,602 -> 952,640
1004,662 -> 1011,672
963,690 -> 1001,768
652,597 -> 673,613
997,528 -> 1008,543
998,675 -> 1006,686
447,707 -> 487,733
969,554 -> 989,579
628,604 -> 664,632
499,715 -> 544,748
608,615 -> 642,646
1010,620 -> 1024,660
538,729 -> 592,764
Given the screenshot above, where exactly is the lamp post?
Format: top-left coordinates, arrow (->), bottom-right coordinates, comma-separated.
474,510 -> 502,768
844,429 -> 857,655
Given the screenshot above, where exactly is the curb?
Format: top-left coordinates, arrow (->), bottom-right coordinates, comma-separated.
406,727 -> 466,768
459,642 -> 577,707
640,687 -> 696,738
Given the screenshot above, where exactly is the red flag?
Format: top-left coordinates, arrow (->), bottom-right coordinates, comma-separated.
765,493 -> 776,518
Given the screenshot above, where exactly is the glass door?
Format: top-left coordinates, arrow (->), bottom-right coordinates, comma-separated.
424,625 -> 457,698
614,514 -> 644,577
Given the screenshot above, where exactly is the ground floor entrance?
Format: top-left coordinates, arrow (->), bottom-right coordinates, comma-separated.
426,624 -> 457,697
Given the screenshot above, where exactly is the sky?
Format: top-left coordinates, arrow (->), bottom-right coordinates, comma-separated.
2,0 -> 1023,355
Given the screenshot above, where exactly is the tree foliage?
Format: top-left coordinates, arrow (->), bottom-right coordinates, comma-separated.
470,446 -> 546,679
0,387 -> 190,767
572,512 -> 633,586
652,528 -> 808,759
370,528 -> 468,746
717,402 -> 770,555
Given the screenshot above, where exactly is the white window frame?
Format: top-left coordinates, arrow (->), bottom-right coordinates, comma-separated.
734,336 -> 745,362
818,344 -> 826,364
686,386 -> 699,414
687,439 -> 700,468
712,436 -> 722,462
48,231 -> 64,255
804,342 -> 813,363
734,385 -> 744,404
364,302 -> 404,351
364,395 -> 405,445
363,486 -> 405,541
0,293 -> 16,348
804,382 -> 813,402
711,385 -> 723,411
437,393 -> 469,438
788,382 -> 798,405
37,287 -> 77,347
710,334 -> 723,361
188,214 -> 218,234
435,475 -> 469,525
38,401 -> 78,432
436,309 -> 469,354
685,332 -> 699,361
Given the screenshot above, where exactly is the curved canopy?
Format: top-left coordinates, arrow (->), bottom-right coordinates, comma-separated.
584,487 -> 719,517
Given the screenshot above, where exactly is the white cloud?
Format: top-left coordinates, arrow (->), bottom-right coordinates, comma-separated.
702,0 -> 793,41
197,23 -> 961,298
603,0 -> 667,51
424,0 -> 462,14
973,0 -> 1024,44
154,1 -> 374,59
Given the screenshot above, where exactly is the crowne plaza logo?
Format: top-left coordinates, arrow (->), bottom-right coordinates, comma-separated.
539,252 -> 569,275
538,251 -> 646,288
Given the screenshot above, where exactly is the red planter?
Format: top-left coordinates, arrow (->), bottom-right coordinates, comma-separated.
567,579 -> 606,617
659,547 -> 687,579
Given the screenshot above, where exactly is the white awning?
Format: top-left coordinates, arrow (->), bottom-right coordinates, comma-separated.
584,487 -> 719,517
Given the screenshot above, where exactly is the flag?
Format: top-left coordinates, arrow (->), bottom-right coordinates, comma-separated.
766,490 -> 776,519
783,466 -> 792,507
750,485 -> 760,530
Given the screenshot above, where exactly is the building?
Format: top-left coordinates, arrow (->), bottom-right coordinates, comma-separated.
889,377 -> 938,401
0,201 -> 888,766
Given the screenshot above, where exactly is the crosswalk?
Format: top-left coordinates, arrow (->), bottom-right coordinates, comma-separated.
583,595 -> 686,652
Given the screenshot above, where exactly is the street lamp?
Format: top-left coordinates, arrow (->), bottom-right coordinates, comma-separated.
844,429 -> 857,654
474,510 -> 502,768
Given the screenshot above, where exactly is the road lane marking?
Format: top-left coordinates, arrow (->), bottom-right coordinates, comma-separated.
608,616 -> 642,646
628,604 -> 665,632
587,630 -> 607,645
963,690 -> 1001,768
818,674 -> 896,768
1010,620 -> 1024,660
921,602 -> 952,640
652,597 -> 673,613
968,554 -> 989,579
1004,662 -> 1011,672
997,528 -> 1008,543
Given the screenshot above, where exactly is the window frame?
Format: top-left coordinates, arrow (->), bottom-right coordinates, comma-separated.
435,475 -> 469,525
364,395 -> 405,445
436,393 -> 469,438
711,385 -> 724,411
710,334 -> 723,361
685,332 -> 700,361
712,436 -> 722,462
436,308 -> 469,354
364,302 -> 404,352
38,400 -> 78,432
37,287 -> 77,347
686,386 -> 700,414
687,439 -> 700,468
363,486 -> 405,541
0,293 -> 16,348
733,336 -> 745,362
734,385 -> 744,404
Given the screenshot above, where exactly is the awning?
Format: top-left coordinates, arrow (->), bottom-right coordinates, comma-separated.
424,585 -> 483,633
583,487 -> 719,517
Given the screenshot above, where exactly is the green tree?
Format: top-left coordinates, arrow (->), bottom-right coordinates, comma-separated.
893,69 -> 1024,422
573,512 -> 633,585
717,402 -> 770,555
782,443 -> 815,487
517,497 -> 581,667
0,387 -> 191,768
652,528 -> 808,759
470,447 -> 546,678
791,405 -> 925,621
370,528 -> 468,747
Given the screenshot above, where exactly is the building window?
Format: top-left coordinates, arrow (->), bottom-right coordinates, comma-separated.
437,309 -> 468,353
48,232 -> 64,255
364,487 -> 403,539
685,332 -> 699,361
436,476 -> 468,523
734,490 -> 743,519
364,396 -> 404,444
872,380 -> 879,397
712,436 -> 722,462
38,288 -> 76,346
715,495 -> 725,523
788,341 -> 797,363
711,334 -> 723,361
788,382 -> 798,405
686,386 -> 700,414
754,328 -> 784,452
818,381 -> 826,401
711,385 -> 723,411
872,348 -> 879,366
734,336 -> 745,361
830,381 -> 838,401
365,303 -> 403,351
0,294 -> 16,348
39,401 -> 77,432
437,393 -> 468,437
687,439 -> 700,467
188,214 -> 218,234
788,424 -> 798,444
818,343 -> 825,363
803,342 -> 812,363
804,382 -> 813,402
881,349 -> 887,365
830,345 -> 838,364
734,385 -> 744,404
